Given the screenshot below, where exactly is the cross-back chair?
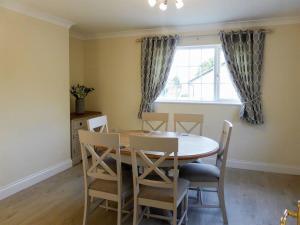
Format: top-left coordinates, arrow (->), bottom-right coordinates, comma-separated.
86,115 -> 115,179
179,120 -> 233,224
87,114 -> 119,166
130,135 -> 189,225
78,130 -> 132,225
141,112 -> 169,131
174,113 -> 204,135
87,115 -> 109,133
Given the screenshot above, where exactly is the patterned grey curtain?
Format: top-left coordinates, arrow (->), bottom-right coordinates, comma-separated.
138,35 -> 179,118
220,30 -> 265,125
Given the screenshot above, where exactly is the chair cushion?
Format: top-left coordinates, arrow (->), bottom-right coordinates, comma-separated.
89,172 -> 132,198
138,178 -> 190,203
179,163 -> 220,182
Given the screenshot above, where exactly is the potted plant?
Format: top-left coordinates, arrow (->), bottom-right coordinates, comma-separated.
70,84 -> 95,114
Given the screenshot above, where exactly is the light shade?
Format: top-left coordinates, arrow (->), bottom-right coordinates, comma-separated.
148,0 -> 157,7
176,0 -> 184,9
159,2 -> 168,11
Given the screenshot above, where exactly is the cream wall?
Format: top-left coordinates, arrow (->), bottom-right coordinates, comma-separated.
84,37 -> 141,127
76,24 -> 300,172
0,8 -> 70,187
69,37 -> 85,112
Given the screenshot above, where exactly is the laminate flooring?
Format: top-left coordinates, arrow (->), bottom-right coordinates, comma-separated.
1,164 -> 299,225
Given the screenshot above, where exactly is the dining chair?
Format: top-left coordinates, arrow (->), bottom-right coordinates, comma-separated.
179,120 -> 233,224
78,130 -> 132,225
174,113 -> 204,165
87,115 -> 131,171
174,113 -> 204,135
87,115 -> 109,133
87,114 -> 116,172
130,135 -> 189,225
141,112 -> 169,131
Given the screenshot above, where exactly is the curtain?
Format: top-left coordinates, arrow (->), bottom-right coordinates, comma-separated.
138,35 -> 179,118
220,30 -> 265,125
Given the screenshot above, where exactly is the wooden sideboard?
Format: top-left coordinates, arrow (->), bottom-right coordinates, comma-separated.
70,111 -> 102,165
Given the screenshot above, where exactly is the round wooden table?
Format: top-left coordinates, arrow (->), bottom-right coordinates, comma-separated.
117,130 -> 219,167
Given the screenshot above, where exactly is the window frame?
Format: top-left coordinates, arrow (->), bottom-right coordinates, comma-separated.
156,44 -> 241,105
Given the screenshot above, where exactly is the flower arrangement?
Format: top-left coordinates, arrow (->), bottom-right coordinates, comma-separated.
70,84 -> 94,99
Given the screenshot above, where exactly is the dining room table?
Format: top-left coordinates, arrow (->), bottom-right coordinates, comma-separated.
112,130 -> 220,167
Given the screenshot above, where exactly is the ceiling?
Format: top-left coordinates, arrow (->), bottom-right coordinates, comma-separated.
2,0 -> 300,35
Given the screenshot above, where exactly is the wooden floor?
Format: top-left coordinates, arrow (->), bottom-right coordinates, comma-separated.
0,164 -> 299,225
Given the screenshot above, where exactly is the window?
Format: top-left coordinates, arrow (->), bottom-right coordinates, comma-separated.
157,45 -> 240,104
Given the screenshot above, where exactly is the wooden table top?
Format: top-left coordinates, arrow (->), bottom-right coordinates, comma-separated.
70,111 -> 102,120
116,130 -> 219,161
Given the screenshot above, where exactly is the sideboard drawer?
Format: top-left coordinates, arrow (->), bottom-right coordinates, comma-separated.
72,119 -> 87,130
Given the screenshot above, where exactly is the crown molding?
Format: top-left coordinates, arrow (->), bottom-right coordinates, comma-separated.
0,1 -> 74,29
70,30 -> 87,40
77,16 -> 300,40
2,0 -> 298,37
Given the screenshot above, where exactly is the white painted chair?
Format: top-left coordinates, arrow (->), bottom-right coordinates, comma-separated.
130,135 -> 189,225
78,130 -> 132,225
87,115 -> 109,133
174,113 -> 204,135
87,114 -> 116,172
141,112 -> 169,131
179,120 -> 233,224
87,114 -> 114,170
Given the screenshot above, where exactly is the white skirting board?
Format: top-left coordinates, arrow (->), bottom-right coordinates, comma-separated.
203,157 -> 300,175
0,159 -> 72,201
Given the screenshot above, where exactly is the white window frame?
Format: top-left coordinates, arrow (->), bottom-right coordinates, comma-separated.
156,44 -> 241,105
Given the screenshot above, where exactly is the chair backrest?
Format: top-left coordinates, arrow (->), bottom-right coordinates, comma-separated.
141,112 -> 169,131
87,115 -> 109,133
216,120 -> 233,181
130,135 -> 179,202
173,113 -> 204,135
78,130 -> 121,191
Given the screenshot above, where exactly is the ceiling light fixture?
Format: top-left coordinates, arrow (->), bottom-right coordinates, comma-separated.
175,0 -> 184,9
148,0 -> 157,7
159,0 -> 168,11
148,0 -> 184,11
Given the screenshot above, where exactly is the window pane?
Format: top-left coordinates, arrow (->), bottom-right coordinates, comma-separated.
157,46 -> 240,103
159,47 -> 215,101
173,49 -> 189,66
219,51 -> 240,101
190,48 -> 202,67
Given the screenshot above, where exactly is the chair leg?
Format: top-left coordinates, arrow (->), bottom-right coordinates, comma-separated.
117,198 -> 122,225
218,186 -> 228,224
179,202 -> 184,220
197,187 -> 202,204
185,193 -> 189,224
196,188 -> 199,203
146,207 -> 150,219
83,193 -> 90,225
173,209 -> 177,225
105,200 -> 108,211
133,199 -> 138,225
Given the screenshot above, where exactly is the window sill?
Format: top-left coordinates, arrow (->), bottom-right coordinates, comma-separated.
155,100 -> 242,106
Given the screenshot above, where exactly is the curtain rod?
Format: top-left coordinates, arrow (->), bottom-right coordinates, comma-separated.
135,29 -> 272,42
